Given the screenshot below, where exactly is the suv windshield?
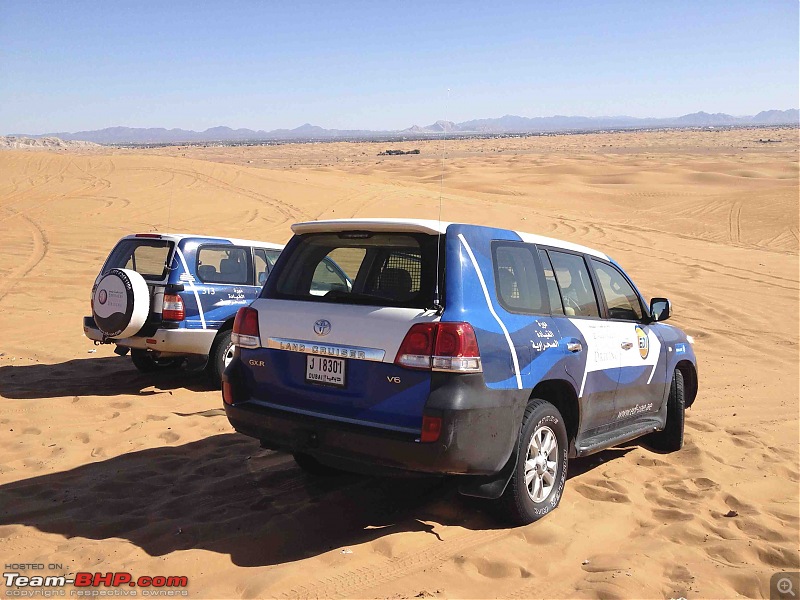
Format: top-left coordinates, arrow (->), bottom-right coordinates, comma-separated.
268,232 -> 441,309
103,239 -> 174,281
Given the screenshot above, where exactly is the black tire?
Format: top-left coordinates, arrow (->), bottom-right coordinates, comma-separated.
130,349 -> 184,372
495,399 -> 569,526
207,329 -> 233,388
645,369 -> 685,452
292,452 -> 339,476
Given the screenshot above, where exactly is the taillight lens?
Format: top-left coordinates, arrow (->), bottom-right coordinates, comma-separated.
395,322 -> 481,373
162,294 -> 185,321
232,306 -> 260,349
394,323 -> 436,369
222,381 -> 235,405
420,415 -> 442,443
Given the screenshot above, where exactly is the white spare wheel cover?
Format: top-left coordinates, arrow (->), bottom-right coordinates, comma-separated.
92,268 -> 150,338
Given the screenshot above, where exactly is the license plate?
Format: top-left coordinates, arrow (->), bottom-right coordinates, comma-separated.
305,355 -> 346,388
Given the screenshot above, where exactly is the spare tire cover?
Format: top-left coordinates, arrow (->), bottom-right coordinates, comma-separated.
92,268 -> 150,338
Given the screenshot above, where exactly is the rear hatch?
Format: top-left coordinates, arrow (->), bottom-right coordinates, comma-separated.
240,228 -> 443,433
95,235 -> 175,335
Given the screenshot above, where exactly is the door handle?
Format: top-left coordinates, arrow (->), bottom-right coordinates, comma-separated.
621,341 -> 634,350
567,342 -> 582,353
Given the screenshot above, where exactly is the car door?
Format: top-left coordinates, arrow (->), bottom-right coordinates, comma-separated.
544,249 -> 621,432
589,258 -> 666,422
194,244 -> 254,328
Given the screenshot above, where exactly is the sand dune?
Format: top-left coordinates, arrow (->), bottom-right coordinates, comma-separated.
0,127 -> 797,599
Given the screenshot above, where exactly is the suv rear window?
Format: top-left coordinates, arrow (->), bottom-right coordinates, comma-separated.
268,232 -> 440,309
104,239 -> 174,281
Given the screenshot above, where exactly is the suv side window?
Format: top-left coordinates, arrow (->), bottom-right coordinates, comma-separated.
548,251 -> 600,318
254,249 -> 273,286
590,259 -> 643,321
538,249 -> 565,316
492,243 -> 546,314
197,246 -> 251,285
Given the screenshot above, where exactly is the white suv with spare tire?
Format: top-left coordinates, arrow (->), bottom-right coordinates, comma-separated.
84,233 -> 287,386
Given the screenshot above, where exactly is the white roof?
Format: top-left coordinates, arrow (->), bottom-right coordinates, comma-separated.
290,218 -> 608,259
123,233 -> 283,250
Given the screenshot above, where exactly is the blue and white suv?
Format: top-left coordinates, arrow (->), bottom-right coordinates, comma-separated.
84,233 -> 284,385
222,219 -> 698,524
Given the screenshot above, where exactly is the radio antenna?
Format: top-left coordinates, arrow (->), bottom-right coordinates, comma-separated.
432,88 -> 449,315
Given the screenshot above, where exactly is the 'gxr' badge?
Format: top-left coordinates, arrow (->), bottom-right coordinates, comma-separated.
313,319 -> 331,336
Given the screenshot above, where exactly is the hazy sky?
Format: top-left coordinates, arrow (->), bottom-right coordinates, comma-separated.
1,1 -> 798,133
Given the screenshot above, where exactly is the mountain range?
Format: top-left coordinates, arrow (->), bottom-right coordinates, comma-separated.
11,109 -> 798,145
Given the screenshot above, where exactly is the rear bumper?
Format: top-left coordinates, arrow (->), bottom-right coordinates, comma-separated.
223,358 -> 528,476
83,316 -> 217,355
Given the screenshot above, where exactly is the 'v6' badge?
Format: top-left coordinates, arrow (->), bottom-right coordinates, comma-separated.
387,376 -> 401,384
313,319 -> 331,336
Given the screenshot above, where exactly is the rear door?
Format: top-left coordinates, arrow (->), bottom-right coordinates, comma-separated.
244,231 -> 441,432
544,249 -> 622,431
180,241 -> 256,330
99,236 -> 176,334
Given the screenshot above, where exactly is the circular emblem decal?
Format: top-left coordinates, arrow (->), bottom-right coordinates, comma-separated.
98,289 -> 108,305
314,319 -> 331,336
635,325 -> 649,359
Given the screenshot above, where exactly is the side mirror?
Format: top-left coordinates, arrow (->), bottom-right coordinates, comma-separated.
650,298 -> 671,322
258,272 -> 268,285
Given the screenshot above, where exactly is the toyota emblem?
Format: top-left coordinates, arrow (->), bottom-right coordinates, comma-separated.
314,319 -> 331,336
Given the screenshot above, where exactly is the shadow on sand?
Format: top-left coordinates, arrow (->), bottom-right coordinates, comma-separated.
0,432 -> 631,567
0,356 -> 211,399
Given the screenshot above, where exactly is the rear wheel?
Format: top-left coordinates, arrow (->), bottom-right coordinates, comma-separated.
495,399 -> 569,525
645,369 -> 685,452
130,349 -> 184,372
292,452 -> 340,476
207,330 -> 234,388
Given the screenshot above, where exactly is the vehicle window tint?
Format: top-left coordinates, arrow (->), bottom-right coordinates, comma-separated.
591,259 -> 643,321
272,233 -> 439,308
311,250 -> 360,295
493,244 -> 545,313
365,250 -> 422,300
197,246 -> 250,285
538,249 -> 564,315
548,251 -> 600,318
263,249 -> 281,265
105,239 -> 174,281
255,249 -> 270,286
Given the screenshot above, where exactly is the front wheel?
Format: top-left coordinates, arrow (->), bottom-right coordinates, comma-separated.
495,399 -> 569,525
207,330 -> 234,388
645,369 -> 685,452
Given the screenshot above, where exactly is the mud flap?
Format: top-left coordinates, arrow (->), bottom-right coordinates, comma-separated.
457,444 -> 518,499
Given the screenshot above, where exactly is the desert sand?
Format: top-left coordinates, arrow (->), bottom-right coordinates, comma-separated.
0,127 -> 797,599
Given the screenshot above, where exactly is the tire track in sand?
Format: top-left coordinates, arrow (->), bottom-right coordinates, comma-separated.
0,211 -> 48,303
281,528 -> 510,599
728,201 -> 743,245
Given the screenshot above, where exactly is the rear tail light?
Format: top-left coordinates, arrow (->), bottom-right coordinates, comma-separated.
395,322 -> 481,373
162,294 -> 185,321
420,415 -> 442,443
232,306 -> 260,349
222,381 -> 235,405
394,323 -> 436,369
